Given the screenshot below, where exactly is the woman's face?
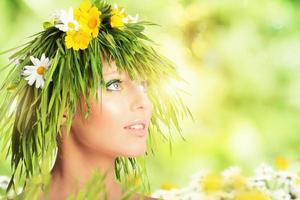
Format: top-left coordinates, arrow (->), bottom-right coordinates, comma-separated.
70,61 -> 153,158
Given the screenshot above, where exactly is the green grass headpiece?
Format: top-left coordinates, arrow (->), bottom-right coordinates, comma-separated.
0,0 -> 191,191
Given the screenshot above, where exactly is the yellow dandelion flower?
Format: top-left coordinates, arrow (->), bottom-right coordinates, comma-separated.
110,5 -> 127,28
65,30 -> 92,50
74,0 -> 101,38
275,157 -> 289,171
235,190 -> 271,200
86,7 -> 101,38
202,173 -> 223,193
160,183 -> 178,190
110,15 -> 124,28
232,175 -> 247,190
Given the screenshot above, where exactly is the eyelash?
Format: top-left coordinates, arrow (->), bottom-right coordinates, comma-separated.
105,79 -> 150,92
106,79 -> 122,91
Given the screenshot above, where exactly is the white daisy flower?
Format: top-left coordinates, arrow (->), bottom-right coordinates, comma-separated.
254,163 -> 275,181
291,184 -> 300,198
54,8 -> 79,32
124,14 -> 139,24
112,4 -> 138,25
271,189 -> 291,200
23,53 -> 51,89
247,178 -> 268,192
113,4 -> 125,14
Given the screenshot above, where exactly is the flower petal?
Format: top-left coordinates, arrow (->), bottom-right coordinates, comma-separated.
45,60 -> 51,69
68,7 -> 74,17
36,75 -> 45,88
40,58 -> 48,67
40,54 -> 46,63
27,76 -> 36,86
55,24 -> 68,32
41,81 -> 45,88
80,0 -> 92,11
24,65 -> 36,70
35,79 -> 41,88
22,70 -> 33,76
30,56 -> 39,66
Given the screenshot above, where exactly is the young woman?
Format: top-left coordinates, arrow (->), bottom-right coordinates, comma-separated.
0,0 -> 190,199
49,59 -> 154,199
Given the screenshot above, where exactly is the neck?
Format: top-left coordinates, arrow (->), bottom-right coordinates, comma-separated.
49,127 -> 123,199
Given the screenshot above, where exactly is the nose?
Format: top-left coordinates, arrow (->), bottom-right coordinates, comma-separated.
129,81 -> 152,112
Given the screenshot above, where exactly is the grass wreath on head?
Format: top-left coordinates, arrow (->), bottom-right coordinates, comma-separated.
0,0 -> 191,194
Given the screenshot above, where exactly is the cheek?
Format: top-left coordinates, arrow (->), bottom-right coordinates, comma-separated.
71,93 -> 149,157
72,96 -> 126,152
92,98 -> 124,130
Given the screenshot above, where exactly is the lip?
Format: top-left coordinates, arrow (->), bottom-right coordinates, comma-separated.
123,119 -> 148,137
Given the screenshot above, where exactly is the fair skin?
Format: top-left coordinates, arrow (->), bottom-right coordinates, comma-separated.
48,60 -> 155,200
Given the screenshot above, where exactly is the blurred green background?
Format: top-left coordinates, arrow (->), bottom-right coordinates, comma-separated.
1,0 -> 300,193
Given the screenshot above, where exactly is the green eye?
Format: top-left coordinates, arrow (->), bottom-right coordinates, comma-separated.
106,79 -> 122,91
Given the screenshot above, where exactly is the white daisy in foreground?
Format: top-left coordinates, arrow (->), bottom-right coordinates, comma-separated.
54,8 -> 79,32
23,53 -> 51,89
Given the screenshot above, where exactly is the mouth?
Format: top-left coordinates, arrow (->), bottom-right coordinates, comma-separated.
123,120 -> 148,137
124,123 -> 145,130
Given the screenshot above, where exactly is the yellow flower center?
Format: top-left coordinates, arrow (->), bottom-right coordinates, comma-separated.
68,22 -> 76,29
88,17 -> 98,29
36,66 -> 45,75
74,33 -> 84,42
276,157 -> 288,171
